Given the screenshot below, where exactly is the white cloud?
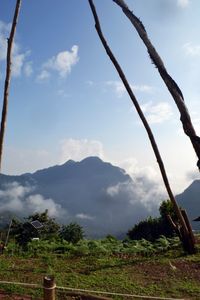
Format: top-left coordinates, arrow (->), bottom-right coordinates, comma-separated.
2,146 -> 56,175
0,20 -> 32,78
0,182 -> 31,213
39,45 -> 79,80
0,182 -> 65,218
75,213 -> 95,220
106,158 -> 166,212
0,21 -> 11,60
24,61 -> 33,77
3,140 -> 105,175
186,169 -> 200,183
106,81 -> 125,97
0,182 -> 32,201
141,101 -> 173,124
118,157 -> 166,210
57,89 -> 70,99
26,194 -> 63,218
119,157 -> 160,182
177,0 -> 190,8
86,80 -> 94,86
37,70 -> 50,81
106,178 -> 164,213
183,43 -> 200,56
12,53 -> 26,77
106,80 -> 153,98
59,138 -> 105,164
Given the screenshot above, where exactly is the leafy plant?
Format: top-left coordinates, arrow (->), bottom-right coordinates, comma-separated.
127,200 -> 177,242
59,222 -> 84,244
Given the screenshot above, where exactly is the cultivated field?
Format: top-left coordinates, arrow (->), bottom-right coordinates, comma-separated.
0,236 -> 200,299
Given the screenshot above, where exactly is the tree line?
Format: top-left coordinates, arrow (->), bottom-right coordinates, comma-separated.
0,200 -> 178,251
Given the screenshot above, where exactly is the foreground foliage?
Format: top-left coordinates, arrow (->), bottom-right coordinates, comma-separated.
5,235 -> 180,258
128,200 -> 178,241
0,235 -> 199,299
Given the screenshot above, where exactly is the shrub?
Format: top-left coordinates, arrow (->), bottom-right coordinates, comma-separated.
127,200 -> 177,242
59,223 -> 84,244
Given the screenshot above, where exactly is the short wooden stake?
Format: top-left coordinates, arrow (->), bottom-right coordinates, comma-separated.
43,276 -> 56,300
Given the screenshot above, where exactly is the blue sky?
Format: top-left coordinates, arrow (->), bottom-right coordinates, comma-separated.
0,0 -> 200,193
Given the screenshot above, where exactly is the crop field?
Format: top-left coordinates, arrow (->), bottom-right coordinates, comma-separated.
0,236 -> 199,299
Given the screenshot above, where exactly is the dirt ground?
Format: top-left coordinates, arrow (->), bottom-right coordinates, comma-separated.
0,291 -> 38,300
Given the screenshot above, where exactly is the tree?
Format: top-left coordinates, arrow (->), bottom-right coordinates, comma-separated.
159,200 -> 177,222
12,210 -> 60,248
13,220 -> 37,248
127,217 -> 164,242
127,200 -> 177,242
59,223 -> 84,244
27,210 -> 60,240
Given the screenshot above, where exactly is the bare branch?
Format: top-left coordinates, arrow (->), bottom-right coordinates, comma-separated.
113,0 -> 200,170
88,0 -> 196,253
0,0 -> 22,171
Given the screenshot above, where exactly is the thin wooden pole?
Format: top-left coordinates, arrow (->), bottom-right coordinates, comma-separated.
88,0 -> 195,253
0,0 -> 22,172
112,0 -> 200,171
181,209 -> 195,244
43,276 -> 56,300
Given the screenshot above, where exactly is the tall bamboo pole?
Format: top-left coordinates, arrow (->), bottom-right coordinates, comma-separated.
113,0 -> 200,171
88,0 -> 195,253
0,0 -> 22,172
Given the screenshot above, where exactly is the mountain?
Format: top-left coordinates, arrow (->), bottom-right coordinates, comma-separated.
1,157 -> 200,236
1,156 -> 157,238
176,180 -> 200,231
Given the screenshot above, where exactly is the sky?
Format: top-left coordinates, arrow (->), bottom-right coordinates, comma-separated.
0,0 -> 200,195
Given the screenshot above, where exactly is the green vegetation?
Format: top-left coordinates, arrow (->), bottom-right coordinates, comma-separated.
0,208 -> 199,299
127,200 -> 177,241
12,210 -> 60,248
59,222 -> 84,244
0,235 -> 199,299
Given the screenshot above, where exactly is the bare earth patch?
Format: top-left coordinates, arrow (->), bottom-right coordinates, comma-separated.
0,290 -> 40,300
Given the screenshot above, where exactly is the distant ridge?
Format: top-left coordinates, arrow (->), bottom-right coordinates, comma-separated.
0,156 -> 199,236
0,157 -> 137,237
176,180 -> 200,231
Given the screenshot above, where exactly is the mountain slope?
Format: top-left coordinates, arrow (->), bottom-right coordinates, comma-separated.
1,157 -> 199,236
1,157 -> 156,237
176,180 -> 200,231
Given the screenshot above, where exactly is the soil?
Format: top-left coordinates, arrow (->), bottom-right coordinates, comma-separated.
0,290 -> 40,300
128,258 -> 200,282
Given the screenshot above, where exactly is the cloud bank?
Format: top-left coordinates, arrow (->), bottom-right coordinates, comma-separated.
0,156 -> 166,238
0,182 -> 65,218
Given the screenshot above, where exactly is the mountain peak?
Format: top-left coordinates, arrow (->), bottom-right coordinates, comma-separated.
62,159 -> 76,166
80,156 -> 103,164
0,156 -> 133,237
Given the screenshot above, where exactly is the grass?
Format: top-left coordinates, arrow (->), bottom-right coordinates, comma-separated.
0,238 -> 199,299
